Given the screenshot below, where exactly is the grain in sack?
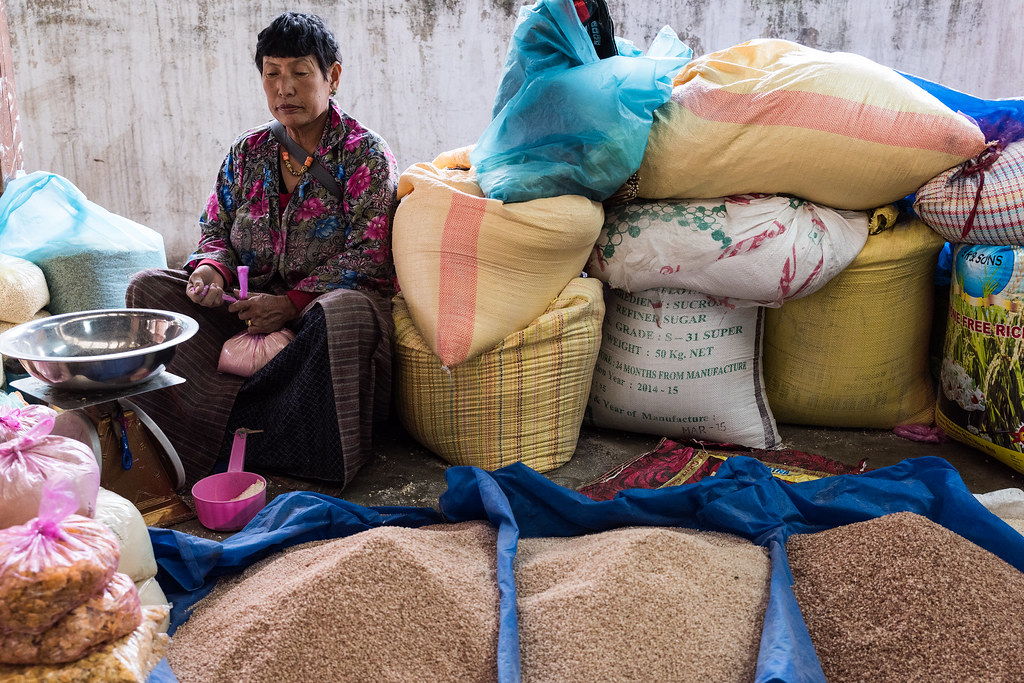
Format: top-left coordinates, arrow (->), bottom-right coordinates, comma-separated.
0,483 -> 120,634
167,522 -> 499,683
915,139 -> 1024,244
787,512 -> 1024,682
637,39 -> 986,210
587,194 -> 868,306
586,287 -> 780,449
0,253 -> 49,324
515,527 -> 770,682
936,244 -> 1024,474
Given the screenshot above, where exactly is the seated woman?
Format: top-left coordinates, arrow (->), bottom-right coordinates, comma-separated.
127,11 -> 399,487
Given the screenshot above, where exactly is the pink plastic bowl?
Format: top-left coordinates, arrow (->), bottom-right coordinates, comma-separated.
191,429 -> 266,532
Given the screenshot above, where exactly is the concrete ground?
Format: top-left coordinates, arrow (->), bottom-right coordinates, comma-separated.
170,414 -> 1024,540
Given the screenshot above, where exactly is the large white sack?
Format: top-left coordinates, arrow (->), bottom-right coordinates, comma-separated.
586,287 -> 780,449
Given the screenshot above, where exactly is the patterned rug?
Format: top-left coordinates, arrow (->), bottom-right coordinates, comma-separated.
579,437 -> 870,502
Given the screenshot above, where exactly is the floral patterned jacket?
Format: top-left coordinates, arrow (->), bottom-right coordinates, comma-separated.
185,100 -> 399,296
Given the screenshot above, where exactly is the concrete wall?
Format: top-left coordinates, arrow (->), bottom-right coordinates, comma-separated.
6,0 -> 1022,264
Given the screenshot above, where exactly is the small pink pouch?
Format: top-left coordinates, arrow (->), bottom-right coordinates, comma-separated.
217,265 -> 295,377
218,329 -> 296,377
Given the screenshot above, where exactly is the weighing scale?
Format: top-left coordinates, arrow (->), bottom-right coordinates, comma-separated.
10,371 -> 196,526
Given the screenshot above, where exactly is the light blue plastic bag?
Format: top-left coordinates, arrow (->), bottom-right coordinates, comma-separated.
471,0 -> 691,203
0,172 -> 166,313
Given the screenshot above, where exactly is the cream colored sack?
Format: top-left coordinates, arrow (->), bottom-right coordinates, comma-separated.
393,155 -> 603,367
764,217 -> 945,428
638,39 -> 987,210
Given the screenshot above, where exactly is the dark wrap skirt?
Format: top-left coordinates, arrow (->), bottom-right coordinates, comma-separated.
125,268 -> 393,488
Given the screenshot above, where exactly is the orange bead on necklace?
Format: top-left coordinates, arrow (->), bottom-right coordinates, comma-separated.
282,150 -> 314,177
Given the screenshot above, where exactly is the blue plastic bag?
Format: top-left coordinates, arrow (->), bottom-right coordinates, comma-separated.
0,172 -> 166,313
471,0 -> 691,203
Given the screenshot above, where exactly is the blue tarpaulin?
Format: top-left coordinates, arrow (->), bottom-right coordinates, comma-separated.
147,456 -> 1024,683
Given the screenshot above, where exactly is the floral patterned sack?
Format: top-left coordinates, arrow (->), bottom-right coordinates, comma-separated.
217,329 -> 295,378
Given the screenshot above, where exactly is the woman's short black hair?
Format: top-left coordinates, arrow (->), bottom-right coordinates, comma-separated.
254,12 -> 342,77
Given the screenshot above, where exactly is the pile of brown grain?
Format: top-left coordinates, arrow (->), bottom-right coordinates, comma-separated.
167,521 -> 500,683
515,526 -> 771,682
787,511 -> 1024,682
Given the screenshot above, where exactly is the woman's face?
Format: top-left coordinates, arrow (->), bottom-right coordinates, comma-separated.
261,55 -> 340,132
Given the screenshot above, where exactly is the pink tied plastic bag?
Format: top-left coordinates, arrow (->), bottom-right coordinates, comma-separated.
0,404 -> 58,444
217,265 -> 296,377
0,414 -> 100,530
0,479 -> 120,634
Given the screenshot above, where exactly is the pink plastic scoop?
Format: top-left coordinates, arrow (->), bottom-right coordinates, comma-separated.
191,428 -> 266,532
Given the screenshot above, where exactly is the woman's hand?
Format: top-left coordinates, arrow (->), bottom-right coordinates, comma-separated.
186,265 -> 229,307
228,293 -> 299,334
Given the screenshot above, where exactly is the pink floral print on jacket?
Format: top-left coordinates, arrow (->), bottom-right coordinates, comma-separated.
185,101 -> 399,295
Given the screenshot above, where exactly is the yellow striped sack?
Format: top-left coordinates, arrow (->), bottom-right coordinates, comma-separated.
637,39 -> 987,211
763,217 -> 946,428
392,153 -> 604,368
393,277 -> 604,472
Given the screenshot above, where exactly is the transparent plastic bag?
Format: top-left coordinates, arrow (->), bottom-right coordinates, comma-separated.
471,0 -> 691,202
0,412 -> 100,530
0,482 -> 120,634
0,253 -> 49,324
0,172 -> 167,314
0,604 -> 169,682
0,571 -> 142,664
0,404 -> 57,444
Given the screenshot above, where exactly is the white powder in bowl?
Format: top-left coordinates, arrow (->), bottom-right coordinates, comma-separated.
227,480 -> 265,502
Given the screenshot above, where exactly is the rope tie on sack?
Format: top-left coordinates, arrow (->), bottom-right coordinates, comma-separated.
953,141 -> 1003,240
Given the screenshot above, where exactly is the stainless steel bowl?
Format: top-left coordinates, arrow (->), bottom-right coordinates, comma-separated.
0,308 -> 199,392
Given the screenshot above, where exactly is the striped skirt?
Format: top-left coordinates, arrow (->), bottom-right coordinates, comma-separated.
125,268 -> 393,487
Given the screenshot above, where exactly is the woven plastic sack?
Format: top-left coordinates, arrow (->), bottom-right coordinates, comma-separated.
0,172 -> 167,314
0,253 -> 49,324
217,329 -> 296,377
763,217 -> 945,428
393,158 -> 603,368
587,194 -> 869,306
586,287 -> 781,449
393,277 -> 603,472
0,482 -> 120,634
0,571 -> 142,664
0,604 -> 169,682
0,411 -> 100,530
471,0 -> 691,202
637,39 -> 987,210
915,140 -> 1024,244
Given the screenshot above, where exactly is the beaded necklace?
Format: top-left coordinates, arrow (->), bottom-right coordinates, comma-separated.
282,150 -> 314,177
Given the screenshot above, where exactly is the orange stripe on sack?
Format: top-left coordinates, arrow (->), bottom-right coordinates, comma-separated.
676,81 -> 983,157
437,192 -> 488,365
